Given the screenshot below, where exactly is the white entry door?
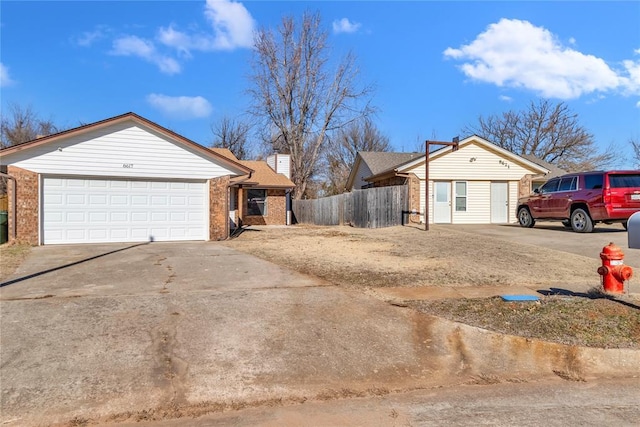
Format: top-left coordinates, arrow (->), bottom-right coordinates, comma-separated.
490,182 -> 509,223
433,182 -> 451,223
42,177 -> 208,244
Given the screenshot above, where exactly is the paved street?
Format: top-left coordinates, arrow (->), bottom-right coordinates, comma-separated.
104,377 -> 640,427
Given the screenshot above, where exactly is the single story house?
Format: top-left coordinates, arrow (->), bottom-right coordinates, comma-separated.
0,112 -> 292,245
345,151 -> 423,191
210,148 -> 294,228
347,136 -> 550,225
520,153 -> 568,190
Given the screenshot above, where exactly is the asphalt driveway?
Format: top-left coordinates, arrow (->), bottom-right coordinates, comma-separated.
450,223 -> 640,269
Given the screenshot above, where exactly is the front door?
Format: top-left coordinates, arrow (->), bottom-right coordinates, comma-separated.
490,182 -> 509,223
433,182 -> 451,223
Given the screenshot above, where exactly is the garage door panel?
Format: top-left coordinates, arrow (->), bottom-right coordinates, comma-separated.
67,194 -> 86,205
43,177 -> 207,244
131,195 -> 148,205
131,212 -> 149,222
89,229 -> 108,240
66,212 -> 85,222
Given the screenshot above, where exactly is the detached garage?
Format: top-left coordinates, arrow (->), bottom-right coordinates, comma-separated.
0,112 -> 251,245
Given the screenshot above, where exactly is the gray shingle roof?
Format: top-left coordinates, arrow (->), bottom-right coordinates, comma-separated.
520,154 -> 567,180
358,151 -> 423,176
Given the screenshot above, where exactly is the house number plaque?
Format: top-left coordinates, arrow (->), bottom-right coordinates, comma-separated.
122,164 -> 134,168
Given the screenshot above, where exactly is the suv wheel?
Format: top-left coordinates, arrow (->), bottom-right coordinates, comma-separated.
570,208 -> 593,233
518,207 -> 535,228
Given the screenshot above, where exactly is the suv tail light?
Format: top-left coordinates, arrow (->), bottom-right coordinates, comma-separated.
604,188 -> 612,204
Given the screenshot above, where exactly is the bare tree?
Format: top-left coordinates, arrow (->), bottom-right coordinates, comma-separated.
1,103 -> 60,148
631,137 -> 640,168
323,118 -> 391,195
210,116 -> 252,160
248,11 -> 374,198
462,99 -> 614,171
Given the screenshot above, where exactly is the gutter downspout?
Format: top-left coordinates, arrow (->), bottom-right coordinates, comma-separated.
0,172 -> 17,242
226,171 -> 253,239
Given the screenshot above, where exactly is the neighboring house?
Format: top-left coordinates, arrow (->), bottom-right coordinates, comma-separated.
346,151 -> 422,191
520,154 -> 568,191
349,135 -> 549,225
210,148 -> 295,228
0,112 -> 260,245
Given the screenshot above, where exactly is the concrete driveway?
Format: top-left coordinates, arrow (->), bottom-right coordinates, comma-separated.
450,223 -> 640,269
1,242 -> 638,426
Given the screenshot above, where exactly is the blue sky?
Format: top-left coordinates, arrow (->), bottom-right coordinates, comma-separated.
2,1 -> 639,167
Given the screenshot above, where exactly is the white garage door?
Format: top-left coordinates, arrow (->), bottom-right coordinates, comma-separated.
43,177 -> 208,244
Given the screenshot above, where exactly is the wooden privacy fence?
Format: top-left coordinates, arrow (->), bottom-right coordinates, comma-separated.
292,185 -> 408,228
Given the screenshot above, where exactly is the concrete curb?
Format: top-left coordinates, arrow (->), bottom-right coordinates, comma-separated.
424,314 -> 640,379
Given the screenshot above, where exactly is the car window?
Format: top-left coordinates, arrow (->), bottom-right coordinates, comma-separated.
540,179 -> 559,193
584,174 -> 603,190
609,174 -> 640,188
558,177 -> 577,191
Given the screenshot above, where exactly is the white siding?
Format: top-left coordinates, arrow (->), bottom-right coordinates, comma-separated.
408,142 -> 536,181
267,153 -> 291,179
401,141 -> 542,224
452,181 -> 491,224
3,123 -> 237,179
351,161 -> 374,190
508,181 -> 519,223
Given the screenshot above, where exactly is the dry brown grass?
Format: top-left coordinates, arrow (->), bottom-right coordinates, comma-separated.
411,296 -> 640,349
224,224 -> 640,349
0,242 -> 32,282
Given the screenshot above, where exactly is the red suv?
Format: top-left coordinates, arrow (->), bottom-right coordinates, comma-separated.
517,170 -> 640,233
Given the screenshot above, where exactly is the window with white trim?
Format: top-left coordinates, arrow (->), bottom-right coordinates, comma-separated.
455,181 -> 467,212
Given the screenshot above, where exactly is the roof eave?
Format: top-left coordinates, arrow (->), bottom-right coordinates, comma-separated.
0,112 -> 252,176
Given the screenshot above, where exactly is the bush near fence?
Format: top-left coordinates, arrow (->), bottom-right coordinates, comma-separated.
292,185 -> 408,228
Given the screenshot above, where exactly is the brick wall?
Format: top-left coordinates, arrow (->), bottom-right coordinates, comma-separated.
242,189 -> 287,226
519,175 -> 533,198
7,166 -> 39,245
407,174 -> 422,224
209,176 -> 229,240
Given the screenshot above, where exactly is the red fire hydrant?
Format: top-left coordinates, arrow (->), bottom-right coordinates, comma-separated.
597,242 -> 633,293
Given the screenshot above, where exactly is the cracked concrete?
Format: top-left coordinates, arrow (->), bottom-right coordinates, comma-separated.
0,242 -> 638,426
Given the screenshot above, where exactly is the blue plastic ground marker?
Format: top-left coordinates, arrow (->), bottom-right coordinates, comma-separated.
501,295 -> 540,302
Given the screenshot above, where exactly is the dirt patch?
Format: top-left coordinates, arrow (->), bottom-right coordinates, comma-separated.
224,225 -> 640,349
0,242 -> 32,282
224,225 -> 599,289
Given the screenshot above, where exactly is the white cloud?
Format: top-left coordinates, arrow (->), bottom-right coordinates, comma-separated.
75,27 -> 108,47
147,93 -> 213,119
111,36 -> 181,75
0,63 -> 14,87
444,18 -> 630,99
157,0 -> 255,55
105,1 -> 255,74
621,59 -> 640,95
499,95 -> 512,102
203,0 -> 255,49
157,25 -> 213,57
332,18 -> 361,34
